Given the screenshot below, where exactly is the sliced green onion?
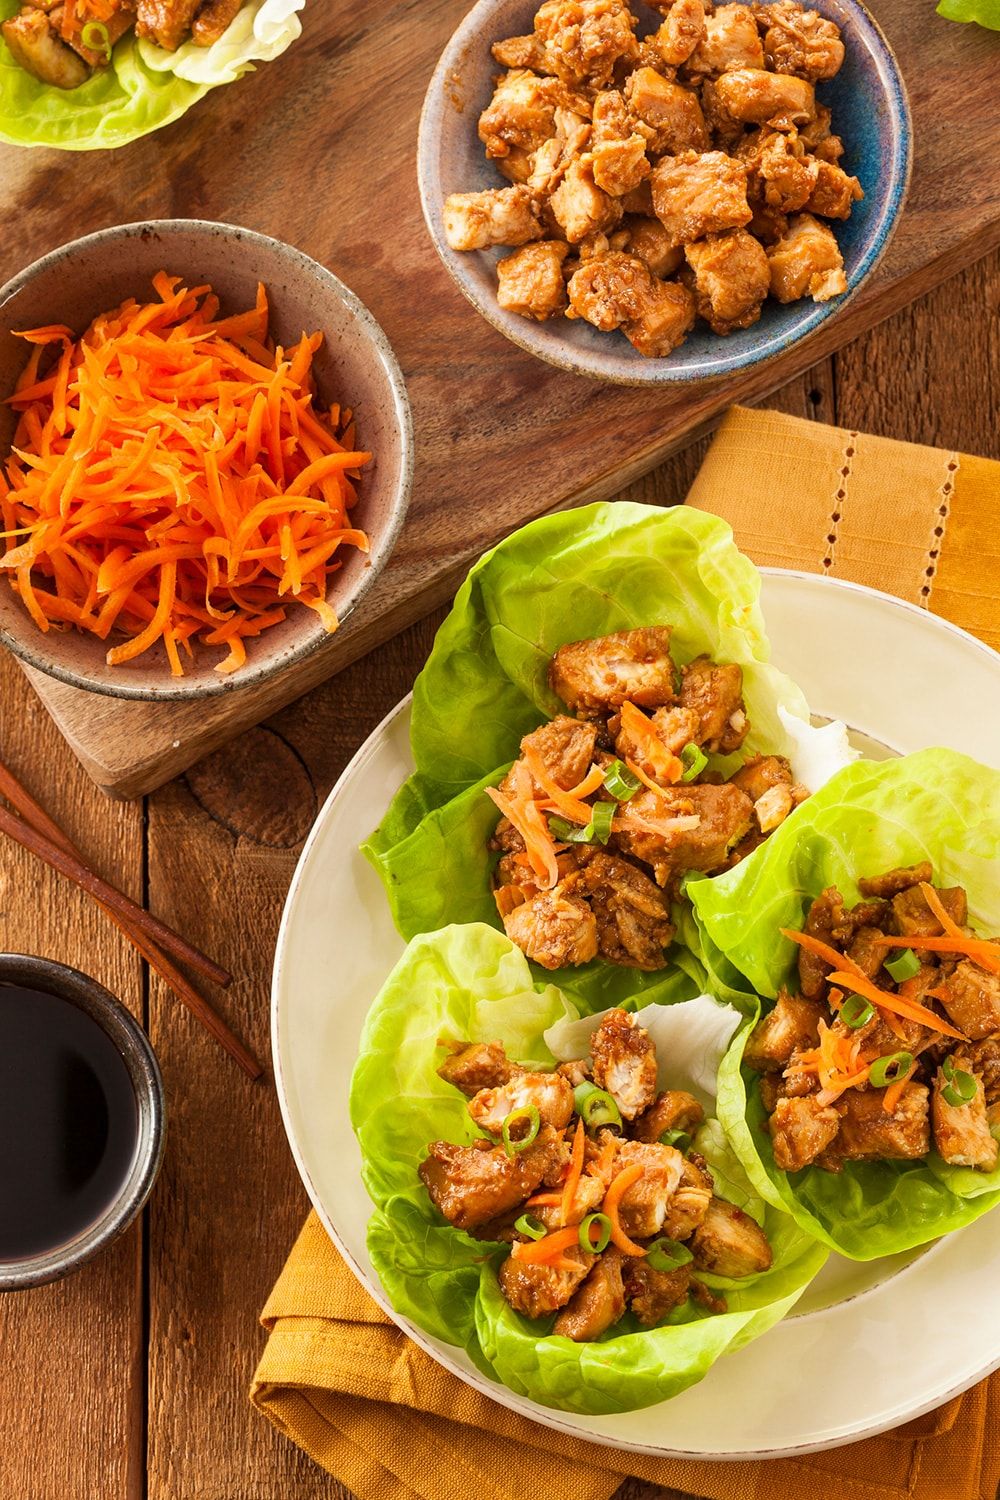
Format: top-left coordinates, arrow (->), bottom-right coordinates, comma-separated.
868,1051 -> 913,1088
573,1081 -> 622,1130
515,1213 -> 547,1241
80,20 -> 111,61
941,1055 -> 978,1106
501,1103 -> 540,1157
548,799 -> 616,847
646,1237 -> 693,1272
885,948 -> 921,983
603,759 -> 641,802
840,993 -> 875,1030
579,1212 -> 612,1254
659,1128 -> 691,1152
679,743 -> 708,782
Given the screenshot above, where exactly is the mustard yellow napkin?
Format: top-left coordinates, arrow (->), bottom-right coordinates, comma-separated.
252,406 -> 1000,1500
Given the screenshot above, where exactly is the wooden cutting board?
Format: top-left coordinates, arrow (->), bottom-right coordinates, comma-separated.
2,0 -> 998,797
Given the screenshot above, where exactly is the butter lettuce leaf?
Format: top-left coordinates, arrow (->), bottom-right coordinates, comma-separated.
936,0 -> 1000,29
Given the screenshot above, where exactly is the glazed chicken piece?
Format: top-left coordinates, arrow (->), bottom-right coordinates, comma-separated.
553,1246 -> 627,1340
501,886 -> 599,970
478,70 -> 568,159
191,0 -> 242,44
533,1171 -> 606,1230
612,1139 -> 686,1236
730,754 -> 794,802
533,0 -> 639,88
443,187 -> 543,252
549,157 -> 623,243
637,704 -> 703,760
624,280 -> 697,357
580,851 -> 676,966
857,862 -> 933,899
57,1 -> 136,64
685,2 -> 764,75
468,1070 -> 575,1135
650,150 -> 753,247
1,7 -> 89,87
807,160 -> 863,220
508,716 -> 599,793
890,881 -> 967,938
499,1244 -> 594,1317
932,1065 -> 999,1170
684,228 -> 771,333
420,1128 -> 564,1231
796,887 -> 840,997
624,68 -> 709,156
136,0 -> 200,50
438,1040 -> 524,1096
623,1256 -> 691,1324
744,990 -> 824,1071
614,782 -> 754,882
747,129 -> 819,213
633,1089 -> 705,1143
712,68 -> 816,128
769,1094 -> 841,1171
662,1153 -> 715,1238
621,216 -> 685,277
822,1084 -> 931,1167
497,242 -> 571,320
591,90 -> 650,198
767,213 -> 847,302
590,1008 -> 659,1119
567,250 -> 658,330
491,32 -> 545,70
690,1196 -> 773,1276
758,1 -> 845,81
936,960 -> 1000,1041
964,1036 -> 1000,1105
550,627 -> 677,714
678,656 -> 749,751
652,0 -> 705,66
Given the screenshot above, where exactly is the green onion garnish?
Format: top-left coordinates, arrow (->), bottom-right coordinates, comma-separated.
646,1237 -> 694,1272
548,799 -> 615,847
659,1128 -> 691,1152
515,1213 -> 547,1241
840,994 -> 875,1030
941,1055 -> 978,1107
885,948 -> 921,983
501,1103 -> 540,1157
579,1212 -> 612,1254
80,20 -> 111,62
603,759 -> 642,802
869,1051 -> 913,1088
679,743 -> 708,782
573,1081 -> 622,1131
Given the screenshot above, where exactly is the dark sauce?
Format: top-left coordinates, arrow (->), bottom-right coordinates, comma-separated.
0,983 -> 139,1261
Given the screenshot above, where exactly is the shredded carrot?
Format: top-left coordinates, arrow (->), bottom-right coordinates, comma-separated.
826,970 -> 967,1042
602,1162 -> 648,1256
918,882 -> 966,941
874,934 -> 1000,976
1,275 -> 370,676
624,756 -> 675,798
522,746 -> 601,825
780,927 -> 875,993
883,1060 -> 918,1114
618,701 -> 683,784
560,1118 -> 586,1226
586,1135 -> 617,1183
525,1191 -> 562,1207
485,761 -> 560,890
563,764 -> 607,800
510,1226 -> 580,1266
797,1018 -> 871,1104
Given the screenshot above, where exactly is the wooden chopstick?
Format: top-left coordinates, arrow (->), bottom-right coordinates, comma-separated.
0,769 -> 262,1081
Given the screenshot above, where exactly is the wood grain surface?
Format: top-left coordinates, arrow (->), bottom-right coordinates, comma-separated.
2,0 -> 998,796
1,236 -> 998,1500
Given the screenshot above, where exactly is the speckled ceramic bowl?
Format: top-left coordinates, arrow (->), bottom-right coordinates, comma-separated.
418,0 -> 912,385
0,221 -> 413,700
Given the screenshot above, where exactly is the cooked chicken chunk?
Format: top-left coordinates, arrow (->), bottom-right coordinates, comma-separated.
613,1139 -> 686,1236
653,0 -> 705,66
857,863 -> 933,899
937,960 -> 1000,1041
624,279 -> 696,357
550,156 -> 623,243
823,1084 -> 930,1166
2,7 -> 89,87
759,1 -> 845,81
662,1153 -> 715,1238
567,251 -> 661,330
747,129 -> 818,213
730,754 -> 793,803
591,90 -> 651,197
512,716 -> 599,793
438,1040 -> 524,1096
479,70 -> 569,159
932,1066 -> 999,1170
551,627 -> 676,714
614,781 -> 754,881
744,990 -> 824,1070
136,0 -> 200,51
420,1128 -> 564,1230
684,228 -> 770,333
651,150 -> 753,247
633,1089 -> 705,1143
590,1008 -> 659,1119
534,0 -> 639,87
890,882 -> 968,938
679,655 -> 749,751
807,160 -> 863,220
191,0 -> 242,44
767,213 -> 846,303
443,187 -> 543,252
769,1094 -> 840,1171
580,850 -> 676,967
533,1171 -> 606,1230
491,32 -> 545,70
686,3 -> 764,75
625,68 -> 709,155
621,216 -> 685,276
965,1036 -> 1000,1105
797,887 -> 839,997
690,1196 -> 773,1276
624,1256 -> 691,1324
712,68 -> 816,128
553,1246 -> 627,1339
500,886 -> 599,970
497,241 -> 571,320
468,1071 -> 575,1135
499,1244 -> 594,1317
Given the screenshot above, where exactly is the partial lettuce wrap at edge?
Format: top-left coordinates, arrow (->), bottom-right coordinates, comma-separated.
349,922 -> 827,1416
689,748 -> 1000,1261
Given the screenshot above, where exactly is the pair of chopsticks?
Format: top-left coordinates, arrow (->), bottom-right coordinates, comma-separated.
0,760 -> 262,1081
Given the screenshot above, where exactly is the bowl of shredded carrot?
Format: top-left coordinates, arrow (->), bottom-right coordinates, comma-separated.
0,220 -> 412,698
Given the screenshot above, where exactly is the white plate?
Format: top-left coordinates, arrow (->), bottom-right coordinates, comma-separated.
272,570 -> 1000,1459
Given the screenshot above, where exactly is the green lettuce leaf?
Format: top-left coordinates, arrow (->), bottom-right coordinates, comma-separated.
0,0 -> 302,150
691,748 -> 1000,1260
936,0 -> 1000,29
350,922 -> 827,1415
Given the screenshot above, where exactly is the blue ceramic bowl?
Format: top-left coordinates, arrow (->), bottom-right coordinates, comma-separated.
417,0 -> 911,386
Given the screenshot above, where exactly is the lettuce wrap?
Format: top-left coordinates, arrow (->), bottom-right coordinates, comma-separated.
690,748 -> 1000,1260
362,500 -> 853,1014
350,922 -> 827,1415
0,0 -> 303,150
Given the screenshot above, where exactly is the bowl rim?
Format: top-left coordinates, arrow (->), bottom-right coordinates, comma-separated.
417,0 -> 914,387
0,219 -> 414,702
0,952 -> 165,1291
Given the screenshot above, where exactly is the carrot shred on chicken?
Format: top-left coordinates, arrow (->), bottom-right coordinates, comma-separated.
1,275 -> 370,676
618,701 -> 684,784
521,747 -> 601,825
797,1018 -> 871,1104
560,1118 -> 586,1226
826,970 -> 967,1042
509,1226 -> 581,1266
883,1060 -> 918,1114
779,928 -> 874,992
486,761 -> 560,891
602,1162 -> 648,1256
